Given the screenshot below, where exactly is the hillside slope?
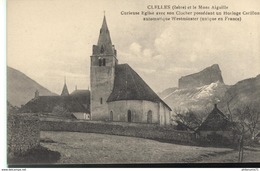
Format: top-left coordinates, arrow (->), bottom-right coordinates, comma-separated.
7,66 -> 56,107
218,74 -> 260,113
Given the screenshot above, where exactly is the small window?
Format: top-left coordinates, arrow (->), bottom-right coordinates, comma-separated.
98,58 -> 102,66
127,110 -> 132,122
100,98 -> 103,104
110,111 -> 113,121
100,45 -> 104,54
103,58 -> 106,66
147,110 -> 152,123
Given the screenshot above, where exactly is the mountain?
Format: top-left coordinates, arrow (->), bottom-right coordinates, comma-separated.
7,66 -> 57,107
179,64 -> 224,89
158,87 -> 178,99
159,64 -> 229,114
160,81 -> 230,113
218,74 -> 260,113
160,64 -> 260,117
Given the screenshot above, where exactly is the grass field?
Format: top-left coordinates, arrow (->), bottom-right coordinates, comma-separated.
39,131 -> 260,164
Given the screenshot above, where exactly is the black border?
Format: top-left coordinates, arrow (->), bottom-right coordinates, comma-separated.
8,163 -> 260,168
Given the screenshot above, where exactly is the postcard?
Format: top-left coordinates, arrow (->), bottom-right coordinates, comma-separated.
6,0 -> 260,167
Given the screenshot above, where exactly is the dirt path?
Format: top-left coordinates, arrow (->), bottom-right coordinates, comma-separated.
40,131 -> 241,164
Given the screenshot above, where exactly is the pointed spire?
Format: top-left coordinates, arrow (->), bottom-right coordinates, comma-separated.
61,77 -> 69,96
97,15 -> 112,45
94,15 -> 115,55
92,14 -> 116,56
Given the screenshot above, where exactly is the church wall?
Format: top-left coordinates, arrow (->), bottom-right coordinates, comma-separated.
159,102 -> 165,125
108,100 -> 160,124
158,102 -> 171,126
163,104 -> 171,125
142,101 -> 160,124
107,100 -> 127,121
90,58 -> 115,121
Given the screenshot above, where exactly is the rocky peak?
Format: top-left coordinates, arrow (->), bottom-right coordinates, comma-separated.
178,64 -> 224,89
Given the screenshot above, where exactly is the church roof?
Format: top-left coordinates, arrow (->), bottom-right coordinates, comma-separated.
61,83 -> 69,96
70,89 -> 90,97
19,95 -> 88,113
197,104 -> 232,132
107,64 -> 171,111
70,89 -> 90,112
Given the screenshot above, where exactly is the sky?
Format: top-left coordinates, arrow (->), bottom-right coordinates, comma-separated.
7,0 -> 260,94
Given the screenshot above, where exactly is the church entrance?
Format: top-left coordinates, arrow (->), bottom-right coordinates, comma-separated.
147,110 -> 152,123
127,110 -> 132,122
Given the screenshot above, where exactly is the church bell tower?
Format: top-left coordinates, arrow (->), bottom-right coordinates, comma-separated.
90,15 -> 118,120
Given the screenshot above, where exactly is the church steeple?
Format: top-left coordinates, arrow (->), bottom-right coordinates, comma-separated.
61,77 -> 69,96
90,15 -> 118,120
97,15 -> 112,46
93,15 -> 116,56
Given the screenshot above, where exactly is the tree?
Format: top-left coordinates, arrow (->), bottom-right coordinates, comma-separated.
174,108 -> 204,131
227,103 -> 260,162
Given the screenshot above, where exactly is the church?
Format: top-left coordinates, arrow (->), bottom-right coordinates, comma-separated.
19,80 -> 91,120
90,16 -> 172,125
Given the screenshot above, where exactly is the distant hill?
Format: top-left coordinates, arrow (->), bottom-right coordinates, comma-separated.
7,66 -> 57,107
218,74 -> 260,113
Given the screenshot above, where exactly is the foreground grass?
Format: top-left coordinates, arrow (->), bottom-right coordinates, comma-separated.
8,145 -> 61,164
40,131 -> 239,164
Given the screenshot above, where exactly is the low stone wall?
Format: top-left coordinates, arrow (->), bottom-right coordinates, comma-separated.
40,118 -> 196,144
8,113 -> 40,159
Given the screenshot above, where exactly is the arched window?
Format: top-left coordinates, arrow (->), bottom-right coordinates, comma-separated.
100,98 -> 103,104
127,110 -> 132,122
147,110 -> 152,123
103,58 -> 106,66
98,58 -> 102,66
110,111 -> 113,121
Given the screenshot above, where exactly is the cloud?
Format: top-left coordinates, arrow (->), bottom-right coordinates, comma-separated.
129,42 -> 142,55
118,19 -> 260,92
8,0 -> 260,93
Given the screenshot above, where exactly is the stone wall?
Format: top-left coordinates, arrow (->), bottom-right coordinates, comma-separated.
8,113 -> 40,159
40,119 -> 195,144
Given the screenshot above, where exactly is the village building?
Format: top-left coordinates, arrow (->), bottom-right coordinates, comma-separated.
196,104 -> 235,144
90,16 -> 172,125
19,82 -> 90,120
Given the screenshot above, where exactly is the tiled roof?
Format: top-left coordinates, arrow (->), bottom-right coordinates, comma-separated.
19,95 -> 88,113
107,64 -> 171,111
